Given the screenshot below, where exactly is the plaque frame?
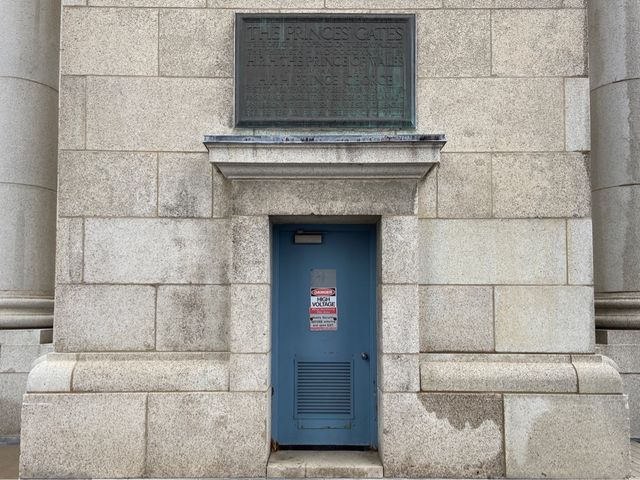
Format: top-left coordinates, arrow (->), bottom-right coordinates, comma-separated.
234,13 -> 416,129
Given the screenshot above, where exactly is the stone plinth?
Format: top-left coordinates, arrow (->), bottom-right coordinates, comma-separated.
0,0 -> 60,439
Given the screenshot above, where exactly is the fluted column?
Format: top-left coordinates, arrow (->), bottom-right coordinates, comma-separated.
0,0 -> 60,329
589,0 -> 640,329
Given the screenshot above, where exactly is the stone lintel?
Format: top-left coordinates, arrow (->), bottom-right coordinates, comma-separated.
205,134 -> 445,180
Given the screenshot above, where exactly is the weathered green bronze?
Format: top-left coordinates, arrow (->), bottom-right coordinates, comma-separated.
235,14 -> 416,128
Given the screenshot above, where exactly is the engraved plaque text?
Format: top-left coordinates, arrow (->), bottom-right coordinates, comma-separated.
235,14 -> 416,128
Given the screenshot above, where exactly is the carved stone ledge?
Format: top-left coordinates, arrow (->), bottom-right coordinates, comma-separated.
205,134 -> 445,180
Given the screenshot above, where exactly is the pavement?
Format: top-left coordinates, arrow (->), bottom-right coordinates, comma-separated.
0,444 -> 18,480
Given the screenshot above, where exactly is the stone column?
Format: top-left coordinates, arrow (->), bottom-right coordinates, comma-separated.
0,0 -> 60,438
589,0 -> 640,435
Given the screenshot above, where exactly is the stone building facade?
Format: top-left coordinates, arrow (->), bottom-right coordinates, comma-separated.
0,0 -> 639,478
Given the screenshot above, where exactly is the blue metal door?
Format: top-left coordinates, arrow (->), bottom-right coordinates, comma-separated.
272,224 -> 377,447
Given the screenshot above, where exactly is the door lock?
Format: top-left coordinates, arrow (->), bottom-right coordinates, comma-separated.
361,352 -> 369,361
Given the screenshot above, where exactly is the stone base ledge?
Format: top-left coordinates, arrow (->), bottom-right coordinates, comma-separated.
380,392 -> 629,479
27,352 -> 231,393
420,353 -> 622,394
20,391 -> 270,479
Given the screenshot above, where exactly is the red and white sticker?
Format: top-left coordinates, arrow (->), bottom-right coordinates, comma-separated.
310,287 -> 337,331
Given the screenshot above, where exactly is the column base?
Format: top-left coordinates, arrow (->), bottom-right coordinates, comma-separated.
0,293 -> 53,329
595,292 -> 640,329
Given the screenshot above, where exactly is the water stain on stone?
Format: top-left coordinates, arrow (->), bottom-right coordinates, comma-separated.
417,393 -> 503,430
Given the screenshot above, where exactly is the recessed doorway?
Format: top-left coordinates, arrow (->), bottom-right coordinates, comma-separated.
271,224 -> 377,448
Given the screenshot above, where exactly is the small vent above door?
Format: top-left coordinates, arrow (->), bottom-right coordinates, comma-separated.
295,360 -> 353,418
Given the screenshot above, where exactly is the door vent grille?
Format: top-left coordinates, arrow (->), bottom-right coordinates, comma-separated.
295,360 -> 353,417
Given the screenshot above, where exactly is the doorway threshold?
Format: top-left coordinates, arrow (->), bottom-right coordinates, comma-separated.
267,450 -> 383,478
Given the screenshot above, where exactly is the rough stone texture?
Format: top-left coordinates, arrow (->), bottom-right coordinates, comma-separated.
212,167 -> 231,218
84,218 -> 229,284
0,78 -> 58,190
597,329 -> 640,345
380,392 -> 504,478
156,285 -> 228,352
380,216 -> 417,284
445,0 -> 563,6
494,286 -> 594,353
591,80 -> 640,190
55,217 -> 83,284
71,353 -> 229,392
0,373 -> 28,436
565,78 -> 591,152
437,153 -> 491,218
380,285 -> 419,354
417,171 -> 437,219
54,284 -> 155,352
19,393 -> 147,478
26,353 -> 76,393
159,9 -> 233,78
230,284 -> 270,354
89,0 -> 204,5
211,0 -> 322,6
230,353 -> 270,392
58,75 -> 85,150
572,355 -> 623,394
568,218 -> 594,285
492,9 -> 586,77
419,219 -> 566,285
504,394 -> 629,478
596,344 -> 640,374
492,153 -> 591,218
0,184 -> 56,293
592,186 -> 640,292
588,0 -> 640,90
0,344 -> 52,373
232,180 -> 418,217
419,286 -> 494,353
158,153 -> 212,218
267,450 -> 383,478
622,374 -> 640,438
231,216 -> 270,284
420,354 -> 577,393
58,151 -> 157,217
0,0 -> 60,88
379,354 -> 420,392
0,329 -> 52,345
417,9 -> 490,78
86,76 -> 233,152
418,78 -> 564,152
61,7 -> 157,76
146,392 -> 269,477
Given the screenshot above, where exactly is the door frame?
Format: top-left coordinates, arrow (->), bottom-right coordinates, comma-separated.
271,223 -> 378,448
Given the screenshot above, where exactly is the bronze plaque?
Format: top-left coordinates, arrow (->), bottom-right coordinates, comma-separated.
235,14 -> 415,128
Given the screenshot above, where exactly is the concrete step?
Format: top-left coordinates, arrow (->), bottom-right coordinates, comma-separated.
267,450 -> 382,478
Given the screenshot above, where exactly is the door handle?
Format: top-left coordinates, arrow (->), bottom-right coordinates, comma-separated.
361,352 -> 369,361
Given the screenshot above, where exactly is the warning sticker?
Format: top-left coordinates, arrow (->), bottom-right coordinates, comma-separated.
310,287 -> 337,331
310,315 -> 338,331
